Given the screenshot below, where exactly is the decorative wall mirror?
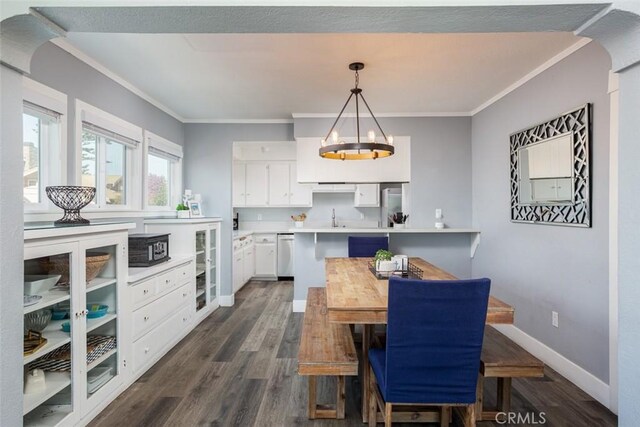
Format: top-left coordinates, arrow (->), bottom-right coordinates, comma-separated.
510,104 -> 591,227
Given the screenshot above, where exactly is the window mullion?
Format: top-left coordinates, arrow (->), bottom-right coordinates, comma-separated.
98,137 -> 107,208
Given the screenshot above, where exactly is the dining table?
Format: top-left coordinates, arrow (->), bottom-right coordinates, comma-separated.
324,256 -> 515,423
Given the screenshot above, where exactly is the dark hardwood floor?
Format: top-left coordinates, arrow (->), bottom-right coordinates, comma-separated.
91,281 -> 617,427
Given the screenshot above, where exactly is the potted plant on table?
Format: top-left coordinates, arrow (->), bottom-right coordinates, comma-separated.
176,203 -> 190,219
375,249 -> 396,272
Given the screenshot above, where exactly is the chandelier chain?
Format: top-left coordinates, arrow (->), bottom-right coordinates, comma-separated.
355,70 -> 359,88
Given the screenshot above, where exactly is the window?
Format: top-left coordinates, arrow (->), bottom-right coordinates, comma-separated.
77,100 -> 143,210
22,102 -> 62,206
81,124 -> 137,208
145,132 -> 183,210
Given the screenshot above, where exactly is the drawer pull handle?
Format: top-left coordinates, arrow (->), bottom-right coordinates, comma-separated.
143,289 -> 149,294
144,347 -> 149,353
144,316 -> 150,321
166,279 -> 170,284
183,317 -> 188,322
183,292 -> 187,297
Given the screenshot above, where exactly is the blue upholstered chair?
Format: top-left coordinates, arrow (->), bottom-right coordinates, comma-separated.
368,276 -> 491,427
348,236 -> 389,258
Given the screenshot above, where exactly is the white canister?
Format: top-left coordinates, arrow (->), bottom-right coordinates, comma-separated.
295,221 -> 304,228
435,222 -> 445,230
392,255 -> 409,271
376,260 -> 396,272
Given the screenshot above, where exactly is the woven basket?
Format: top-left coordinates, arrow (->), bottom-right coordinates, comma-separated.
40,252 -> 111,285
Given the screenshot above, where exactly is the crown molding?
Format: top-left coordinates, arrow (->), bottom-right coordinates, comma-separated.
469,37 -> 592,116
292,111 -> 471,118
50,38 -> 186,122
183,118 -> 294,124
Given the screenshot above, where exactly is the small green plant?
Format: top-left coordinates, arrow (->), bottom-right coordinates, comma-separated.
374,249 -> 393,262
176,203 -> 189,211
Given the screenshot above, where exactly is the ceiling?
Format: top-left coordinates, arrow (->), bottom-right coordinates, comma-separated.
63,32 -> 583,121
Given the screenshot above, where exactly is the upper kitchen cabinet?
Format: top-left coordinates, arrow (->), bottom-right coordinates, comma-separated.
234,161 -> 312,208
354,184 -> 380,207
296,136 -> 411,183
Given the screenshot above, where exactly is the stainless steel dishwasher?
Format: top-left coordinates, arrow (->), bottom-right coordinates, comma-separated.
277,233 -> 295,278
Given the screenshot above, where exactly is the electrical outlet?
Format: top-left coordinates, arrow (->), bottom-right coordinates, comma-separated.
435,209 -> 442,219
552,311 -> 559,328
257,214 -> 262,221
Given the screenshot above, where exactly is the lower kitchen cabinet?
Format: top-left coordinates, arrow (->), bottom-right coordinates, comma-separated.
232,235 -> 255,293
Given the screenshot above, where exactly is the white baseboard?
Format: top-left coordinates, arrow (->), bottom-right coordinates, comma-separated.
293,299 -> 306,313
219,294 -> 235,307
493,324 -> 611,409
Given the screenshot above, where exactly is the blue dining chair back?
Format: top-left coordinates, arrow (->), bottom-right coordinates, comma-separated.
348,236 -> 388,258
370,276 -> 490,405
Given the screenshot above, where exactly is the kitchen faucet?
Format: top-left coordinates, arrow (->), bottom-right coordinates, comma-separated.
332,208 -> 337,228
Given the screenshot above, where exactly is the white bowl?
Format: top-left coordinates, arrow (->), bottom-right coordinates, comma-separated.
24,275 -> 61,296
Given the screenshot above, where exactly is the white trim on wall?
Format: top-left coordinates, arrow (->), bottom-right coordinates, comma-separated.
493,324 -> 611,409
51,38 -> 185,122
292,112 -> 471,118
293,299 -> 306,313
183,118 -> 294,124
608,70 -> 619,414
219,294 -> 235,307
469,38 -> 593,115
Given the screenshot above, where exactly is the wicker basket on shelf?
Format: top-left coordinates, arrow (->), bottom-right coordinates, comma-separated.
39,252 -> 111,285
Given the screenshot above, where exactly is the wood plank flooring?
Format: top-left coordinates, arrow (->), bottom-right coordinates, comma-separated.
91,281 -> 617,427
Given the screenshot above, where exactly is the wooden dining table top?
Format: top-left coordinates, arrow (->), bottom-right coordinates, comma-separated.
324,257 -> 514,325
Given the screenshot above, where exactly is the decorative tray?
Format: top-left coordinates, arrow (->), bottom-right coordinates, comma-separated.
368,260 -> 423,280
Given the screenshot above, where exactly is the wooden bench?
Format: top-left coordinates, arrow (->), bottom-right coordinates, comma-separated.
476,326 -> 545,421
298,287 -> 358,419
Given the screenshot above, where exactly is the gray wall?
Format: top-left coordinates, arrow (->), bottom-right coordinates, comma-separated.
471,42 -> 612,382
294,117 -> 472,228
183,123 -> 294,297
28,42 -> 185,181
618,62 -> 640,424
0,65 -> 26,427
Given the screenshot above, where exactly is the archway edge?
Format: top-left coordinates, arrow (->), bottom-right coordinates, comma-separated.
1,2 -> 639,74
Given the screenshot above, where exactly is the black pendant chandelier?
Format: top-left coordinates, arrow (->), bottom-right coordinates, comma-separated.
319,62 -> 394,160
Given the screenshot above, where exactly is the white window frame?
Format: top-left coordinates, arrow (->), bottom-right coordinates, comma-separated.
144,130 -> 183,212
75,100 -> 142,211
22,77 -> 67,213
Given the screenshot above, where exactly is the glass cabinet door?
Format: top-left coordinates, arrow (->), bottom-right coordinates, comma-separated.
208,225 -> 217,304
80,237 -> 124,413
195,230 -> 208,312
23,243 -> 77,427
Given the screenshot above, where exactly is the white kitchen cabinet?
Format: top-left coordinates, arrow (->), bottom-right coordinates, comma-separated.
232,163 -> 246,207
234,161 -> 312,207
354,184 -> 380,207
253,234 -> 277,279
232,235 -> 254,293
242,245 -> 255,284
23,223 -> 132,427
289,164 -> 312,206
268,163 -> 291,206
245,163 -> 269,206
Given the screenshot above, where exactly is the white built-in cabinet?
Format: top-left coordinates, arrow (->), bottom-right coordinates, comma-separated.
233,161 -> 312,207
23,224 -> 132,427
354,184 -> 380,207
144,219 -> 221,318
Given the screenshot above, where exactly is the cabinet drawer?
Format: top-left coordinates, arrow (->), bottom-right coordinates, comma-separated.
133,282 -> 191,340
132,277 -> 157,307
175,262 -> 194,284
133,305 -> 191,373
156,269 -> 177,295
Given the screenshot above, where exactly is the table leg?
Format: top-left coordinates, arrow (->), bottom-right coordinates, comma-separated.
362,324 -> 372,423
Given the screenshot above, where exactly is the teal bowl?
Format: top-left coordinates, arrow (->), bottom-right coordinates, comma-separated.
86,304 -> 108,319
61,321 -> 70,333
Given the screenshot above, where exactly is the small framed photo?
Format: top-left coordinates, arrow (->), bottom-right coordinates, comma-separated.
188,201 -> 203,218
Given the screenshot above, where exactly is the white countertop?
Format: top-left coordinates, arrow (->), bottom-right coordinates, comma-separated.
24,221 -> 136,240
128,254 -> 195,283
290,227 -> 480,234
144,217 -> 222,224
